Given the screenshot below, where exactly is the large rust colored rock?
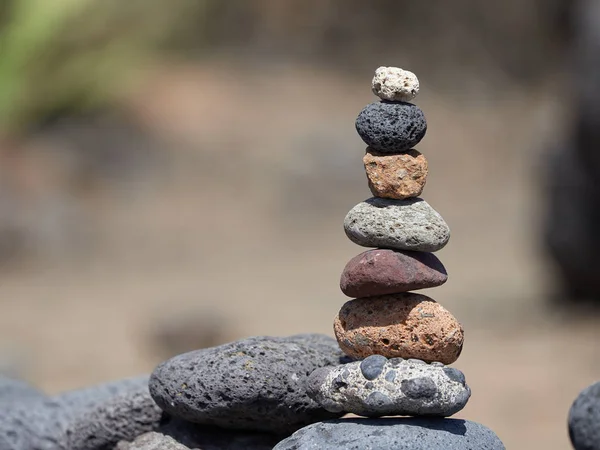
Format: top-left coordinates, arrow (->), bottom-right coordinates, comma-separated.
340,249 -> 447,298
333,294 -> 463,364
363,149 -> 428,199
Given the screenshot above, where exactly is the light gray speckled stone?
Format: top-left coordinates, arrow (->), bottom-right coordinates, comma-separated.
115,432 -> 190,450
344,197 -> 450,252
306,356 -> 470,417
273,418 -> 505,450
149,334 -> 345,434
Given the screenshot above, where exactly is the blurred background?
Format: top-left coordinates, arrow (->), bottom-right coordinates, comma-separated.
0,0 -> 598,448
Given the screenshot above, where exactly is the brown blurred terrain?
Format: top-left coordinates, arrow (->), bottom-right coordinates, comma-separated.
0,1 -> 598,449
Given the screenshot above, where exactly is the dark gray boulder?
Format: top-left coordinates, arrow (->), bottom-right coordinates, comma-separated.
569,381 -> 600,449
149,334 -> 345,434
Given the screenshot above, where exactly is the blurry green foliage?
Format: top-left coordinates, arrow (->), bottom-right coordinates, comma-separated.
0,0 -> 210,136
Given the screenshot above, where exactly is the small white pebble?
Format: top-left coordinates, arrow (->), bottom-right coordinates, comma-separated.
371,66 -> 419,102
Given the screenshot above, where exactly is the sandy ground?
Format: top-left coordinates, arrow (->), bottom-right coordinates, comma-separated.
0,60 -> 597,449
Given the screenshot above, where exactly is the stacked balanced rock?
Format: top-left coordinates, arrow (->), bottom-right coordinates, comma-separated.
278,67 -> 506,449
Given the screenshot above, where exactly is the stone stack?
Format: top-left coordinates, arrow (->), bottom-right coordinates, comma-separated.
279,66 -> 506,449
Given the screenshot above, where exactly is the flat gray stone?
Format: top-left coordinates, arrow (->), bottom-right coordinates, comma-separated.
149,334 -> 345,434
273,418 -> 505,450
115,432 -> 190,450
355,102 -> 427,152
306,358 -> 470,417
344,197 -> 450,252
569,381 -> 600,449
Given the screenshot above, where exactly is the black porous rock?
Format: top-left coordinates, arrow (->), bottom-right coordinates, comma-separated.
156,418 -> 282,450
273,417 -> 505,450
355,102 -> 427,153
569,381 -> 600,449
149,334 -> 346,434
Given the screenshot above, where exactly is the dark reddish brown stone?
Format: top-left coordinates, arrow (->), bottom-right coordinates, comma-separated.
340,249 -> 448,298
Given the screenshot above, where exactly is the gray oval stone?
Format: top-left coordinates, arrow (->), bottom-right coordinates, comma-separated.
149,334 -> 345,434
359,355 -> 387,380
569,381 -> 600,450
344,198 -> 450,252
355,102 -> 427,152
400,377 -> 438,399
273,418 -> 505,450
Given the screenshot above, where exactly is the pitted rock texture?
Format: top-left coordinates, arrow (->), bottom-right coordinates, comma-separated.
334,293 -> 464,364
149,334 -> 345,434
569,381 -> 600,450
344,197 -> 450,252
340,249 -> 447,298
0,375 -> 153,450
355,102 -> 427,153
364,149 -> 428,199
371,67 -> 420,102
273,417 -> 506,450
155,418 -> 282,450
0,375 -> 46,406
65,388 -> 164,450
306,356 -> 470,417
116,432 -> 190,450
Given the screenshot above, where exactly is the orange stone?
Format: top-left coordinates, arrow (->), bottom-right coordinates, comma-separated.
333,293 -> 463,364
363,149 -> 428,199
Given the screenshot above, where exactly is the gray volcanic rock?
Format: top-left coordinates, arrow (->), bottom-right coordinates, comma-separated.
355,102 -> 427,152
157,418 -> 281,450
115,432 -> 190,450
344,197 -> 450,252
0,375 -> 155,450
273,417 -> 505,450
0,375 -> 45,406
306,356 -> 470,417
149,334 -> 345,434
340,249 -> 447,298
65,388 -> 164,450
569,381 -> 600,450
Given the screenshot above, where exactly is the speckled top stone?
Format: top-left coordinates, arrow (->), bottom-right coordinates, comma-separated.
344,197 -> 450,252
355,102 -> 427,153
306,356 -> 470,418
372,67 -> 420,102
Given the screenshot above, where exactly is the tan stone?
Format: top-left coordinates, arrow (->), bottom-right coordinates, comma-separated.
333,293 -> 463,364
363,149 -> 428,199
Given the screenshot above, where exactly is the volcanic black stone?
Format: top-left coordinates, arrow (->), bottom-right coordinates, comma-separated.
149,334 -> 345,434
569,381 -> 600,450
400,377 -> 438,399
359,355 -> 387,380
355,102 -> 427,153
272,418 -> 506,449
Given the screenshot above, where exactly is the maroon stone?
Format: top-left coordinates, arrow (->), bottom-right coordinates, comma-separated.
340,249 -> 448,298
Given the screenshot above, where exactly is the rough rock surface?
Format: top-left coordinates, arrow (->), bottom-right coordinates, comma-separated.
273,417 -> 505,450
340,249 -> 447,298
115,432 -> 190,450
149,334 -> 345,434
355,102 -> 427,153
65,388 -> 164,450
307,356 -> 470,417
344,197 -> 450,253
0,375 -> 154,450
334,293 -> 464,364
363,149 -> 428,199
371,66 -> 420,102
156,418 -> 282,450
569,381 -> 600,450
0,375 -> 46,406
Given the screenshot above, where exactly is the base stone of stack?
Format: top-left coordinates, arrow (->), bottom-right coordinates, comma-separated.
149,334 -> 345,434
307,355 -> 470,417
272,418 -> 505,450
569,381 -> 600,450
334,293 -> 464,364
340,249 -> 447,298
344,197 -> 450,253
